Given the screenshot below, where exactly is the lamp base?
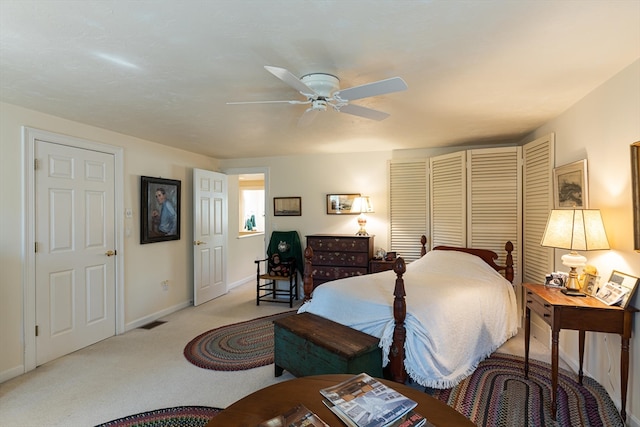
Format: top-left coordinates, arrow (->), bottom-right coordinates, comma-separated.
561,288 -> 586,297
355,215 -> 368,236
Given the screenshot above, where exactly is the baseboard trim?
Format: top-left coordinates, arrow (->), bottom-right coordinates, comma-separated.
124,300 -> 192,332
0,364 -> 26,384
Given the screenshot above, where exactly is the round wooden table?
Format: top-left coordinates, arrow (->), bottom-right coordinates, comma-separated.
205,374 -> 474,426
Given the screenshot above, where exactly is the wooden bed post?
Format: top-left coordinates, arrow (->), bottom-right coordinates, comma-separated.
505,241 -> 514,283
303,246 -> 314,301
420,235 -> 427,257
389,257 -> 407,384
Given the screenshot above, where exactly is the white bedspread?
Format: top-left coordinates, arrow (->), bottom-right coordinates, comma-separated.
297,250 -> 518,388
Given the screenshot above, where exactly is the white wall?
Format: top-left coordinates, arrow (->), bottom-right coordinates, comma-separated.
527,59 -> 640,425
0,102 -> 219,381
221,151 -> 391,266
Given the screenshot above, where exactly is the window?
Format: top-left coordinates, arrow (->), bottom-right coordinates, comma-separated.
239,174 -> 265,236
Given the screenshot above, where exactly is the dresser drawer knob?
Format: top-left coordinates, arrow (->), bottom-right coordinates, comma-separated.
527,300 -> 533,303
544,314 -> 551,317
544,304 -> 551,308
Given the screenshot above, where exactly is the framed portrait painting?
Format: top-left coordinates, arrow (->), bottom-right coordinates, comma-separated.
140,176 -> 181,244
553,159 -> 588,209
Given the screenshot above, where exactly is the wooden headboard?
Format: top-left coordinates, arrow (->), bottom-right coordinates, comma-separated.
433,240 -> 514,283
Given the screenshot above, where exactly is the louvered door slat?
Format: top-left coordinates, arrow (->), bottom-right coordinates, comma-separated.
430,151 -> 466,248
523,134 -> 554,284
389,159 -> 428,261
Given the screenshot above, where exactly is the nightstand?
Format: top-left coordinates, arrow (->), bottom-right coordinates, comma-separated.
523,283 -> 637,421
369,259 -> 395,273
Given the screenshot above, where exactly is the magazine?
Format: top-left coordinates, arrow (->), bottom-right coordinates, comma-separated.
322,401 -> 429,427
595,281 -> 629,306
257,403 -> 330,427
319,373 -> 418,427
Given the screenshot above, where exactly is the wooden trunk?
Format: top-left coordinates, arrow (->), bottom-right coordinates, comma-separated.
273,312 -> 383,378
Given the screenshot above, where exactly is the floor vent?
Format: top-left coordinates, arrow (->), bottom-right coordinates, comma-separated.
139,320 -> 167,330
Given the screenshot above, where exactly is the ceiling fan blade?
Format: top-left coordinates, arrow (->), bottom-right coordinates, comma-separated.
337,104 -> 390,121
297,108 -> 319,127
264,66 -> 318,97
334,77 -> 407,101
226,100 -> 310,105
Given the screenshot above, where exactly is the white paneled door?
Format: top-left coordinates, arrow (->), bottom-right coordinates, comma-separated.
35,140 -> 116,366
193,168 -> 228,305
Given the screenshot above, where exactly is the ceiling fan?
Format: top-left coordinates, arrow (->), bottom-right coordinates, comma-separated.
227,66 -> 408,126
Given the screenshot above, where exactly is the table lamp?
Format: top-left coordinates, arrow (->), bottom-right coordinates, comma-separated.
352,196 -> 374,236
540,209 -> 610,296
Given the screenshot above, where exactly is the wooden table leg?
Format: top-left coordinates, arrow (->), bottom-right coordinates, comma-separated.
621,336 -> 630,421
524,307 -> 530,379
551,328 -> 559,420
578,330 -> 585,384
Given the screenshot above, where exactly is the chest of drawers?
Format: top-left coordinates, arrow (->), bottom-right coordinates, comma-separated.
306,234 -> 374,288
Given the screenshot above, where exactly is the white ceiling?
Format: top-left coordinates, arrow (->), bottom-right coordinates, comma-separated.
1,1 -> 639,159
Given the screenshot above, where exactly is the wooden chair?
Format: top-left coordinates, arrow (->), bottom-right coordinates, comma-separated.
255,231 -> 302,308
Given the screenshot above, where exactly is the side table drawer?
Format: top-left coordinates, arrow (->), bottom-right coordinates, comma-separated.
526,289 -> 552,325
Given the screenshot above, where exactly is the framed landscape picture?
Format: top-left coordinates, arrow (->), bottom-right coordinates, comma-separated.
274,197 -> 302,216
140,176 -> 181,244
326,193 -> 360,214
553,159 -> 588,209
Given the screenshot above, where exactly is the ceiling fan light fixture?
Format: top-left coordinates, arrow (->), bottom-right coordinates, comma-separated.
300,73 -> 340,97
310,100 -> 328,112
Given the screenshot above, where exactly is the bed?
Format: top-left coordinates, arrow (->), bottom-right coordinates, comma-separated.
297,237 -> 518,388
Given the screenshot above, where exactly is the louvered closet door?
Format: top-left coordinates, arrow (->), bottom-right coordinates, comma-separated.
389,159 -> 428,261
430,151 -> 466,248
467,147 -> 521,276
522,134 -> 554,284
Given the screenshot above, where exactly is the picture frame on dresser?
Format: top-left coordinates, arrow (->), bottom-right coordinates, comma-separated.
582,273 -> 600,297
326,193 -> 360,214
553,159 -> 588,209
607,270 -> 639,308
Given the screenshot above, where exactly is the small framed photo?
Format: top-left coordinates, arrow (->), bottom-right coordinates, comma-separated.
326,193 -> 360,215
553,159 -> 588,209
140,176 -> 181,244
582,273 -> 600,297
274,197 -> 301,216
607,270 -> 639,308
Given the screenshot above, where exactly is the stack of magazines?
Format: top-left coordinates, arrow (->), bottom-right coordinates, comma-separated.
319,373 -> 429,427
595,281 -> 630,306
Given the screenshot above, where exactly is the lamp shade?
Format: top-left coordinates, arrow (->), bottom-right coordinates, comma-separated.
540,209 -> 610,251
351,196 -> 374,213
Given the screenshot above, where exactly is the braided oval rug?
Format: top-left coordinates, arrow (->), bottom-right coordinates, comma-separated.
426,353 -> 624,427
95,406 -> 221,427
184,311 -> 296,371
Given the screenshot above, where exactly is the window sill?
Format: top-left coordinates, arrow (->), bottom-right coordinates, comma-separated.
238,231 -> 264,239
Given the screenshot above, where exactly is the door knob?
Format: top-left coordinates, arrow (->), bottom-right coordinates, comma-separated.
105,250 -> 116,256
194,240 -> 206,245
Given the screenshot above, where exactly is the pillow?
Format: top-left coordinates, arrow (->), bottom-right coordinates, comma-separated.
268,253 -> 290,276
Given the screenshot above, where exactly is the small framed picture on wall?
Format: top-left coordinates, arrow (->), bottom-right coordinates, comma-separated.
553,159 -> 588,209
